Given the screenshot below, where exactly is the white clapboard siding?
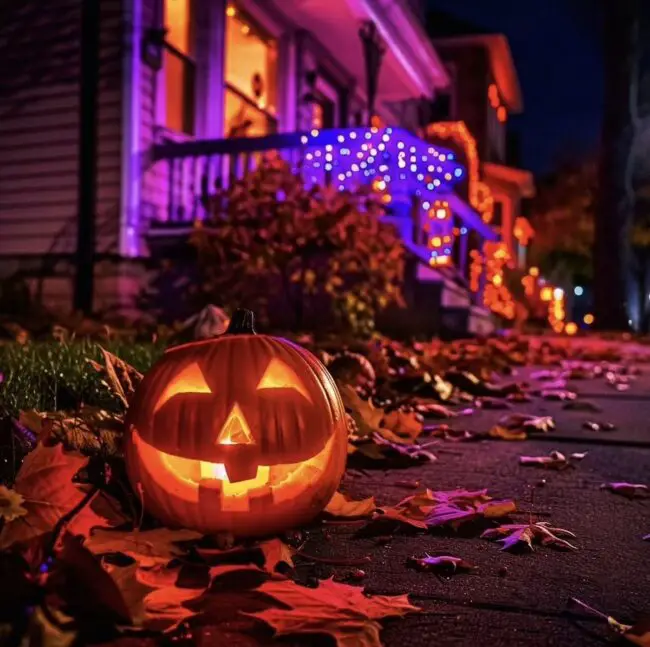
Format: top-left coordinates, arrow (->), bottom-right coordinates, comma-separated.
0,0 -> 124,258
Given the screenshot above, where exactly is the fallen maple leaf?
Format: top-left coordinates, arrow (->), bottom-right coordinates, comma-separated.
482,521 -> 577,552
406,554 -> 475,574
23,606 -> 76,647
488,425 -> 527,441
0,485 -> 27,522
340,386 -> 384,438
522,416 -> 556,433
249,576 -> 419,647
325,491 -> 376,518
519,450 -> 570,470
366,489 -> 514,535
382,409 -> 423,442
103,563 -> 157,626
19,408 -> 124,458
85,527 -> 202,567
0,443 -> 111,550
568,598 -> 650,647
541,389 -> 577,401
520,450 -> 588,469
87,347 -> 143,408
143,585 -> 205,632
600,482 -> 649,499
258,538 -> 295,573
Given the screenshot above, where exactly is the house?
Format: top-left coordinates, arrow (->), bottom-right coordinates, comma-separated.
424,10 -> 537,322
0,0 -> 497,334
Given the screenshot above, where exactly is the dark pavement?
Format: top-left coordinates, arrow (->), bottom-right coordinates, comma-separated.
300,358 -> 650,646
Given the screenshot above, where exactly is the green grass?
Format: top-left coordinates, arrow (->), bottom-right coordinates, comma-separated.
0,340 -> 165,419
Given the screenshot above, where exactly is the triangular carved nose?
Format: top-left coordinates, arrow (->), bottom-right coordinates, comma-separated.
217,403 -> 254,445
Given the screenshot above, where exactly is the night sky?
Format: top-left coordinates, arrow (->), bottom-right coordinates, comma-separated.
427,0 -> 604,177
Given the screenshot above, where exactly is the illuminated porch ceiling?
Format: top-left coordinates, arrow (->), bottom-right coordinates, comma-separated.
279,0 -> 449,102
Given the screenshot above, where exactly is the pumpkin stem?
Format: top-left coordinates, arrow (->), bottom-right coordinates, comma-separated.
226,309 -> 256,335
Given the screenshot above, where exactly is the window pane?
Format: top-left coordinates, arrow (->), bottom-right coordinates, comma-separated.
225,8 -> 277,116
165,0 -> 193,55
165,50 -> 195,134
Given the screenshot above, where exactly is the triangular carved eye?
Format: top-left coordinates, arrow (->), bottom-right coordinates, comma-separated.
154,362 -> 211,412
256,358 -> 313,403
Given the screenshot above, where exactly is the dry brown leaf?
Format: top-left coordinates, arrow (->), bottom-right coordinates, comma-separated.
85,527 -> 202,567
382,409 -> 423,443
103,563 -> 157,626
600,482 -> 649,499
143,585 -> 205,632
87,347 -> 143,407
22,606 -> 76,647
249,576 -> 419,647
19,408 -> 124,458
406,554 -> 476,574
568,598 -> 650,647
489,425 -> 527,441
0,443 -> 110,549
258,538 -> 295,573
325,491 -> 376,518
367,489 -> 514,535
519,450 -> 571,470
482,521 -> 577,551
0,485 -> 27,522
340,385 -> 384,438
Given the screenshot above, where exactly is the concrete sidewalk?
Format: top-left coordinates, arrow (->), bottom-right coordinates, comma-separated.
299,364 -> 650,646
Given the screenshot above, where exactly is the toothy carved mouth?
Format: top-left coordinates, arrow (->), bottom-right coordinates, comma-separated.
131,431 -> 335,512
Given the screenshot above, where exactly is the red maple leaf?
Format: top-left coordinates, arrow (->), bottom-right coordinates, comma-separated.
0,443 -> 110,549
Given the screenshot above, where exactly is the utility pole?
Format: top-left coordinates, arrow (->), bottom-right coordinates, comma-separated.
74,0 -> 100,314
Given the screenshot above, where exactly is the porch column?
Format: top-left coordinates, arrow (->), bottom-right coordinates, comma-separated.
385,190 -> 416,242
195,0 -> 226,139
278,31 -> 298,132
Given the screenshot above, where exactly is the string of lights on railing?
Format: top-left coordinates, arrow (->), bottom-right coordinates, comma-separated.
299,127 -> 465,267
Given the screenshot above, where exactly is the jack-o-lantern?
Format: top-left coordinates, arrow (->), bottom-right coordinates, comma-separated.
125,309 -> 347,537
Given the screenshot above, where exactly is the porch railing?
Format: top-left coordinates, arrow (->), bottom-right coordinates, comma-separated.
149,126 -> 496,249
151,131 -> 313,225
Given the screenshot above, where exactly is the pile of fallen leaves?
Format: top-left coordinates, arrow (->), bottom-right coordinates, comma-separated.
0,442 -> 418,647
3,328 -> 649,646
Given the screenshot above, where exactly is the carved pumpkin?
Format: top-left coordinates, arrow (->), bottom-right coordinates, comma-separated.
125,309 -> 347,537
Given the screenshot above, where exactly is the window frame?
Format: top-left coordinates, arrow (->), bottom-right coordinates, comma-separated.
161,0 -> 197,136
224,3 -> 279,137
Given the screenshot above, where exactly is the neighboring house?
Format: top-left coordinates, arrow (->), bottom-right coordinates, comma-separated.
423,10 -> 536,321
0,0 -> 498,335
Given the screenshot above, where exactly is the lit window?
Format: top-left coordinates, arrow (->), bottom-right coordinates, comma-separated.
224,6 -> 277,137
163,0 -> 195,135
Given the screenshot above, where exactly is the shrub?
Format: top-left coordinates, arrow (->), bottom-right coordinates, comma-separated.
191,157 -> 405,336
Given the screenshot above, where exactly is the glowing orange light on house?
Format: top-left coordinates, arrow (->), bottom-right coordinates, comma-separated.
493,274 -> 503,286
469,250 -> 483,293
426,122 -> 494,224
529,266 -> 539,277
553,322 -> 565,333
488,84 -> 499,108
431,236 -> 442,248
584,313 -> 594,325
540,287 -> 553,302
497,106 -> 507,123
226,5 -> 236,17
565,322 -> 578,336
514,217 -> 534,246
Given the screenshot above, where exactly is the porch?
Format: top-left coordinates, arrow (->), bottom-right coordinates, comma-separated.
145,125 -> 497,335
